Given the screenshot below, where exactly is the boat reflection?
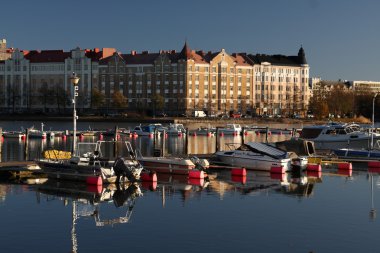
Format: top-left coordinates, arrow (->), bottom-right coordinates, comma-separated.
36,180 -> 142,252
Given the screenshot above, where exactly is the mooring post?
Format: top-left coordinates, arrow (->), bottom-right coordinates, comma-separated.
24,128 -> 29,160
185,128 -> 189,155
162,130 -> 166,157
114,125 -> 118,157
215,127 -> 220,152
242,127 -> 245,145
265,126 -> 269,143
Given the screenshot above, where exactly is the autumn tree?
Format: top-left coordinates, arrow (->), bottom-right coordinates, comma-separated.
92,88 -> 105,109
112,91 -> 127,109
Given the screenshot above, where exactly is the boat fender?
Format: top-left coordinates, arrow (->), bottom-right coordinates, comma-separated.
231,168 -> 247,176
306,164 -> 322,172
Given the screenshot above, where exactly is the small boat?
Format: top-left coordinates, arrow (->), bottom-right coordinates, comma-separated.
299,122 -> 380,150
28,128 -> 47,139
132,125 -> 155,136
219,124 -> 242,135
136,150 -> 209,175
212,142 -> 292,171
2,131 -> 25,138
36,140 -> 144,184
167,123 -> 186,136
189,127 -> 216,136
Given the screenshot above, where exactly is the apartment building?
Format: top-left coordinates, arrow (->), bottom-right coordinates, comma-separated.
99,43 -> 310,116
0,41 -> 310,116
0,47 -> 115,113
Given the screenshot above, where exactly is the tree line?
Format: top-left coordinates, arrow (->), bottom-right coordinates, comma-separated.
308,81 -> 377,120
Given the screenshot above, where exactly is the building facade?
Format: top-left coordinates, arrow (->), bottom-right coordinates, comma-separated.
0,41 -> 311,116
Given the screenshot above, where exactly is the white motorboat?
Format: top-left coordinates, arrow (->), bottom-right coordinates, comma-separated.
212,142 -> 292,171
189,127 -> 216,136
219,124 -> 242,135
132,125 -> 155,136
136,150 -> 209,175
167,123 -> 186,136
37,140 -> 144,184
299,122 -> 380,150
2,131 -> 25,139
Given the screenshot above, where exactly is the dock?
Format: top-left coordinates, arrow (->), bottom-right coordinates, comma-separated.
0,161 -> 41,177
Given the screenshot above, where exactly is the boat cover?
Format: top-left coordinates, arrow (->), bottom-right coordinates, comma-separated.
242,142 -> 288,159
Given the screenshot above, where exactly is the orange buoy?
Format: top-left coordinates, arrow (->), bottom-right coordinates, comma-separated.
270,166 -> 285,174
188,170 -> 204,179
231,175 -> 247,184
368,161 -> 380,168
86,176 -> 103,186
307,164 -> 322,171
188,177 -> 205,186
337,162 -> 352,170
231,168 -> 247,176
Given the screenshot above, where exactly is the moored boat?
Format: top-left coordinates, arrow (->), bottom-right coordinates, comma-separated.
212,142 -> 292,171
2,131 -> 25,138
299,122 -> 379,150
36,140 -> 144,184
219,124 -> 242,135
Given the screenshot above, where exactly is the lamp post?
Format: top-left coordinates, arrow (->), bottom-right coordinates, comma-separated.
371,92 -> 379,149
70,72 -> 80,155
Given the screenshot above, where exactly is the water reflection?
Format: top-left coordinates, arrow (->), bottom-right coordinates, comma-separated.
36,180 -> 142,253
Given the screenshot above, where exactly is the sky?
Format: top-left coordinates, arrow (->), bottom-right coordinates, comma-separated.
1,0 -> 380,81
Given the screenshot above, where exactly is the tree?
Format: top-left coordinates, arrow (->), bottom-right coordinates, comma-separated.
151,94 -> 164,115
92,88 -> 105,109
112,91 -> 127,109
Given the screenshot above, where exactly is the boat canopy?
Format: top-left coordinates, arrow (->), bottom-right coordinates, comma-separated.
238,142 -> 289,159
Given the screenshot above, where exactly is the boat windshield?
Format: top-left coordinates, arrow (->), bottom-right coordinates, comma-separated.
300,128 -> 323,139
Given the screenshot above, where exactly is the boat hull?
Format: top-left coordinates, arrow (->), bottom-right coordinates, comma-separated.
214,151 -> 291,171
138,158 -> 194,175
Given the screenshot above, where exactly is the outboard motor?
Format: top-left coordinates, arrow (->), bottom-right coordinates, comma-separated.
113,157 -> 135,182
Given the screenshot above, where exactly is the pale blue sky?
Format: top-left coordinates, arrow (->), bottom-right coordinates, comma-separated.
2,0 -> 380,81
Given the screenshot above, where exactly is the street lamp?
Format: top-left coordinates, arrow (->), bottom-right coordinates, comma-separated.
70,72 -> 80,155
371,92 -> 379,149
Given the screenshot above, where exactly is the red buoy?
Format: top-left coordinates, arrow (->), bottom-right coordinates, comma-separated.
140,172 -> 157,182
62,135 -> 67,141
188,177 -> 204,186
219,132 -> 224,137
244,131 -> 248,136
178,132 -> 183,137
231,175 -> 247,184
141,181 -> 157,191
307,164 -> 322,171
368,161 -> 380,168
188,170 -> 204,179
338,169 -> 352,177
99,134 -> 103,140
307,170 -> 322,178
337,162 -> 352,170
231,168 -> 247,176
270,172 -> 286,181
86,176 -> 103,186
192,132 -> 197,137
149,133 -> 154,138
87,184 -> 103,194
207,132 -> 212,137
255,131 -> 260,136
270,166 -> 285,174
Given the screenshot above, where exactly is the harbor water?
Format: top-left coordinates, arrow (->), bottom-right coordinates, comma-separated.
0,121 -> 380,252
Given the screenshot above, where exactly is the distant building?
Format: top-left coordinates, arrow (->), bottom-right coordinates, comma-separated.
0,39 -> 13,60
346,80 -> 380,93
0,47 -> 115,113
0,41 -> 311,116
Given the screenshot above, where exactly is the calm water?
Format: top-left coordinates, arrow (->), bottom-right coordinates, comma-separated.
1,121 -> 380,252
0,169 -> 380,253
